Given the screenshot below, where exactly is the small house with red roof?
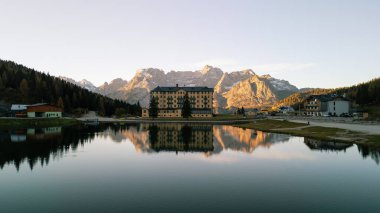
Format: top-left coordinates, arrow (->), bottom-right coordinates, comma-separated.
26,103 -> 63,118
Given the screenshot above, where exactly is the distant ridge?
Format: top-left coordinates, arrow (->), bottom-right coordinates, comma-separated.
68,65 -> 299,112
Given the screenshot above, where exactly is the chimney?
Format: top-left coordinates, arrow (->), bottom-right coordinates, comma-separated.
176,84 -> 178,87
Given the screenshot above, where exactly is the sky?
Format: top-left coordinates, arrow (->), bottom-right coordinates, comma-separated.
0,0 -> 379,88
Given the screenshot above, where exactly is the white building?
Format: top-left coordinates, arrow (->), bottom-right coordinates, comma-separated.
278,106 -> 295,114
326,97 -> 350,116
304,95 -> 350,116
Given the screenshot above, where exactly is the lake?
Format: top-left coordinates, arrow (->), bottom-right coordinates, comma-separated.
0,123 -> 379,213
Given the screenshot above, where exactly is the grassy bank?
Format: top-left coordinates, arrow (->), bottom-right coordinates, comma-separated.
0,118 -> 81,128
236,119 -> 308,131
236,119 -> 380,145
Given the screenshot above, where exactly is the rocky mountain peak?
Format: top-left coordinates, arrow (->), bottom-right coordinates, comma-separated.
200,65 -> 223,75
60,66 -> 299,112
59,76 -> 97,92
79,79 -> 93,84
248,74 -> 262,82
110,78 -> 127,84
136,68 -> 165,78
240,69 -> 255,75
261,74 -> 272,79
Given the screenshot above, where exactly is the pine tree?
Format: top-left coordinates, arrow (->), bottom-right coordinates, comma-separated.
136,101 -> 142,116
57,97 -> 64,110
181,93 -> 192,118
0,75 -> 4,89
98,98 -> 105,116
149,96 -> 158,118
19,79 -> 29,102
241,107 -> 245,115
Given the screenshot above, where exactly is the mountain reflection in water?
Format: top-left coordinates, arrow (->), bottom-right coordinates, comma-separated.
0,123 -> 379,170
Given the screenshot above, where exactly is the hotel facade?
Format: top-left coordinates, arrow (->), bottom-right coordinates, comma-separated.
142,85 -> 214,118
303,95 -> 350,116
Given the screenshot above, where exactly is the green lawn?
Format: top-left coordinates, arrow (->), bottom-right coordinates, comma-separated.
236,119 -> 308,131
235,119 -> 380,145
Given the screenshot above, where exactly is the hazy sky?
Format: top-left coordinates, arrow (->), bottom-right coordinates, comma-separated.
0,0 -> 379,88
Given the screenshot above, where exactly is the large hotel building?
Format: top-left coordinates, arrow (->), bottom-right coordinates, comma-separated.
142,85 -> 214,118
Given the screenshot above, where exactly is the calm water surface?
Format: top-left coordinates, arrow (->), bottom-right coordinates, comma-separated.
0,123 -> 379,213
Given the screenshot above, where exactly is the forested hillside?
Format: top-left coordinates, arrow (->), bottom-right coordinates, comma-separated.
0,60 -> 140,116
274,78 -> 380,110
335,78 -> 380,106
273,88 -> 333,109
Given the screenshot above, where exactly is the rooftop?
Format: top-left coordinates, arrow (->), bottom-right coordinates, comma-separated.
307,95 -> 350,102
151,86 -> 214,92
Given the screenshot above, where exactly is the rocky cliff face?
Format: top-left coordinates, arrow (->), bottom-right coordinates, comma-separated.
103,65 -> 224,106
223,75 -> 278,109
219,74 -> 298,111
118,68 -> 167,106
60,65 -> 299,111
213,69 -> 256,113
98,78 -> 128,96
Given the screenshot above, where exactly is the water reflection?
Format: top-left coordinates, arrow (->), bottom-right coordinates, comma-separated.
147,124 -> 214,153
304,138 -> 353,152
212,125 -> 291,155
357,145 -> 380,165
0,125 -> 108,170
0,123 -> 379,170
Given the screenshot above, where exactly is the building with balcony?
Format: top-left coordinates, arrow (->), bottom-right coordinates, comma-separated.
148,85 -> 214,118
304,95 -> 350,116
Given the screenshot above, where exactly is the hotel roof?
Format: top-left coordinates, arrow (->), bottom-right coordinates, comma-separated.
151,86 -> 214,92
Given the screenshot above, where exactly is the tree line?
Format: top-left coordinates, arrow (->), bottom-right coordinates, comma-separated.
335,77 -> 380,106
274,77 -> 380,110
0,60 -> 140,116
273,88 -> 333,110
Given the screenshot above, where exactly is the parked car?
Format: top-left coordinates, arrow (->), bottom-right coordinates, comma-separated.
340,113 -> 352,117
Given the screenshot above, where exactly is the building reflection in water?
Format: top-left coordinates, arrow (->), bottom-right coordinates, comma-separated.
0,123 -> 380,170
145,124 -> 214,153
124,124 -> 293,156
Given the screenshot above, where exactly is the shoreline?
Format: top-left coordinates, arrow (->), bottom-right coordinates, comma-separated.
1,117 -> 379,146
0,117 -> 80,128
234,119 -> 380,145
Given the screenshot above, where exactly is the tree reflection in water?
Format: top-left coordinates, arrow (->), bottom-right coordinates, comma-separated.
0,125 -> 110,170
0,123 -> 379,170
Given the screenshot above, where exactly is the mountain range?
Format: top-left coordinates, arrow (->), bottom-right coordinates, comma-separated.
60,65 -> 301,112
